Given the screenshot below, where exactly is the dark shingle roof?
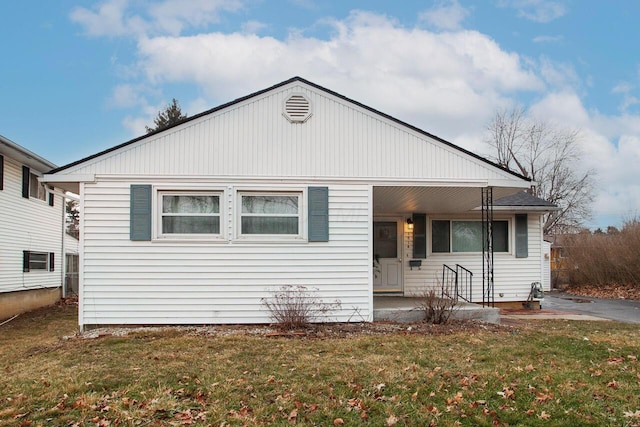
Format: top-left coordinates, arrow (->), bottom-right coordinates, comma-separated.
494,191 -> 557,207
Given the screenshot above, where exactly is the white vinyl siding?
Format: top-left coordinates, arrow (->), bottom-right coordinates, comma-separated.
0,157 -> 62,293
403,213 -> 543,302
80,180 -> 370,325
57,83 -> 520,184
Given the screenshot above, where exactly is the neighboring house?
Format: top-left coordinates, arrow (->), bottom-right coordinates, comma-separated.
0,135 -> 69,320
45,77 -> 557,329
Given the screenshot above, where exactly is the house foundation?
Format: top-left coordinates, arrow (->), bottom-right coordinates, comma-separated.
0,288 -> 61,321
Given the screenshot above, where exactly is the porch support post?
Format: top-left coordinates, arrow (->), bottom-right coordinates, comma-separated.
481,187 -> 494,307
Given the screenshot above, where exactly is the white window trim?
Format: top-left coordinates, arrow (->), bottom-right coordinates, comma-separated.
429,218 -> 512,255
27,251 -> 50,271
30,172 -> 48,203
154,189 -> 226,241
236,190 -> 306,241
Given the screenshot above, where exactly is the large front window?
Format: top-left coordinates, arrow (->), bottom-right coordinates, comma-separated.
432,220 -> 509,253
239,193 -> 301,236
159,192 -> 221,237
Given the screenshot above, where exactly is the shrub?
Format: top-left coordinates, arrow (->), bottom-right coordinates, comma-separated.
565,218 -> 640,287
415,286 -> 459,324
262,285 -> 341,330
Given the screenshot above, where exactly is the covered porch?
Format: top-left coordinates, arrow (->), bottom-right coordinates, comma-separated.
371,183 -> 531,307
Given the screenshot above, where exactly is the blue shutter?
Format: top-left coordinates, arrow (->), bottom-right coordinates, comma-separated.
49,252 -> 55,272
130,185 -> 152,241
412,213 -> 427,258
22,166 -> 29,198
308,187 -> 329,242
48,187 -> 54,206
515,214 -> 528,258
0,155 -> 4,190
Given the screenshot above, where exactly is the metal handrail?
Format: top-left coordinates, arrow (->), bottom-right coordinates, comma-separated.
442,264 -> 457,299
455,264 -> 473,302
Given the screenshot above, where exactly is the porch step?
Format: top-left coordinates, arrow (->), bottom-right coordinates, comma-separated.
373,297 -> 500,324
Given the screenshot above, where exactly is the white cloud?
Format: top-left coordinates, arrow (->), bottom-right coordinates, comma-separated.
131,11 -> 542,142
70,0 -> 148,37
419,0 -> 470,31
498,0 -> 567,23
70,0 -> 242,37
537,56 -> 581,90
108,84 -> 146,108
532,35 -> 563,43
241,20 -> 268,34
611,82 -> 640,113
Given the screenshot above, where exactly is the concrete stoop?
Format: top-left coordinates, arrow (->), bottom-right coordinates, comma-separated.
373,297 -> 500,324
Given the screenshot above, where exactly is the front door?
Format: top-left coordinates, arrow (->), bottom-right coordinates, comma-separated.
373,220 -> 403,293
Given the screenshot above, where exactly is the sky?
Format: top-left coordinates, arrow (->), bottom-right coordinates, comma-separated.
0,0 -> 638,230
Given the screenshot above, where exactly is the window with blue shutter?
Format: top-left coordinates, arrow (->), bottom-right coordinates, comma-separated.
515,214 -> 528,258
130,184 -> 152,241
308,187 -> 328,242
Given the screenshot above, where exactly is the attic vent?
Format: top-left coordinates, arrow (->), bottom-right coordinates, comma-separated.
283,93 -> 312,123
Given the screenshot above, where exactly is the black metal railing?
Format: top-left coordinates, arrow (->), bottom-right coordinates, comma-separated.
455,264 -> 473,302
442,264 -> 457,298
442,264 -> 473,302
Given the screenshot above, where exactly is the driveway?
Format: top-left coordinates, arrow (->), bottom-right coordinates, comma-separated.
502,290 -> 640,324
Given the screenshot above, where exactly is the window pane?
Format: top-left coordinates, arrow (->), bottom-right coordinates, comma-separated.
163,195 -> 219,214
432,220 -> 450,253
452,221 -> 483,252
163,216 -> 220,234
241,217 -> 298,234
493,221 -> 509,252
29,174 -> 46,201
242,196 -> 298,214
373,222 -> 397,258
29,252 -> 48,270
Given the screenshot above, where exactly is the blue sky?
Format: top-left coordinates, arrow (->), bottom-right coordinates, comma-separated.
1,0 -> 639,229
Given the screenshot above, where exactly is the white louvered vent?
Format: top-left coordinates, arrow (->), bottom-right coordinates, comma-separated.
283,93 -> 312,123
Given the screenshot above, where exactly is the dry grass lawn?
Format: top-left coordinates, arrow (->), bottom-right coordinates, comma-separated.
1,302 -> 640,426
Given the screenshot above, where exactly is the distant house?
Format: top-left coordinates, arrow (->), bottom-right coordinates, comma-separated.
45,77 -> 557,329
0,135 -> 72,320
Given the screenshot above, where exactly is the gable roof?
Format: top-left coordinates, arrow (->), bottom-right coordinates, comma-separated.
49,76 -> 529,182
0,133 -> 57,172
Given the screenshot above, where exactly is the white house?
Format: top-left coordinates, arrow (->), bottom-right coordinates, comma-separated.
45,77 -> 556,329
0,135 -> 69,320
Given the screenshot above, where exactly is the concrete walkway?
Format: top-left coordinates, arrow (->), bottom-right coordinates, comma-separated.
501,291 -> 640,324
373,297 -> 500,323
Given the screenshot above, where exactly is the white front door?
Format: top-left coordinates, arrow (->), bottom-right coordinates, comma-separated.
373,220 -> 403,293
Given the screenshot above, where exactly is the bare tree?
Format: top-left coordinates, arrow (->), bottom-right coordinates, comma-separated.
486,107 -> 595,235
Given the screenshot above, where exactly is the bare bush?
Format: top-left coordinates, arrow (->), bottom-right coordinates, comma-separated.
415,287 -> 459,324
565,218 -> 640,287
262,285 -> 341,330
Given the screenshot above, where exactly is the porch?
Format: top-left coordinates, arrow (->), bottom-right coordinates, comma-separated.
373,296 -> 501,324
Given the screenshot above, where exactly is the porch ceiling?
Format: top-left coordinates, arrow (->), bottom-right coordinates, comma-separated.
373,186 -> 522,214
